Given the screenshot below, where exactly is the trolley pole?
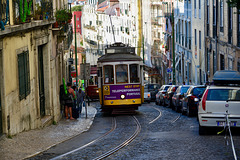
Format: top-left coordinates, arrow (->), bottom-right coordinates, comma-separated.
74,15 -> 78,87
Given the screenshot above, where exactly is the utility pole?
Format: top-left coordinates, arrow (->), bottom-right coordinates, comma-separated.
74,15 -> 78,87
172,2 -> 175,85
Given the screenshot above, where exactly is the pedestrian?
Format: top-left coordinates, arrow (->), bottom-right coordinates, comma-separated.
77,88 -> 85,114
189,79 -> 192,85
65,82 -> 75,120
71,85 -> 77,109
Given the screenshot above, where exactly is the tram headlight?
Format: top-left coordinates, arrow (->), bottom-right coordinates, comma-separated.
96,90 -> 99,93
120,94 -> 125,99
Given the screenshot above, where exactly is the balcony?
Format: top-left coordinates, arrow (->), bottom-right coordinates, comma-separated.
85,38 -> 97,46
0,0 -> 10,27
0,0 -> 54,36
84,24 -> 96,31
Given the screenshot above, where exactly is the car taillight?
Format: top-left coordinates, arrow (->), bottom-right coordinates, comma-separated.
202,89 -> 209,111
148,94 -> 150,98
189,96 -> 196,100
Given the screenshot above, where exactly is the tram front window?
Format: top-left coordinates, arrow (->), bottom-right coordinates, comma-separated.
89,76 -> 94,85
104,65 -> 114,84
130,64 -> 139,83
116,64 -> 128,83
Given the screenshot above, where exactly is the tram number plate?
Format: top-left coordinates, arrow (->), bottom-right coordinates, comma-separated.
217,121 -> 236,127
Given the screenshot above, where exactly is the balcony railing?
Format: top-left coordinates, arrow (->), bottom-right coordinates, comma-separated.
14,0 -> 53,25
0,0 -> 10,28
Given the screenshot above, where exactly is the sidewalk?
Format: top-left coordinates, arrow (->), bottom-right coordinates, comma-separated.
0,105 -> 97,160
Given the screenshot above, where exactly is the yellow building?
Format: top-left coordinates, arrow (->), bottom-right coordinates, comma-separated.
0,0 -> 72,136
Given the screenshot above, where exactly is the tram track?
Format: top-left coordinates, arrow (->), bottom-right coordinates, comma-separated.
93,116 -> 141,160
148,106 -> 162,124
170,113 -> 181,123
148,105 -> 180,124
51,117 -> 117,160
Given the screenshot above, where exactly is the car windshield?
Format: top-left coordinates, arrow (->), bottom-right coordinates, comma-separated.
144,84 -> 160,92
181,87 -> 190,93
193,87 -> 206,97
164,86 -> 170,91
207,89 -> 240,101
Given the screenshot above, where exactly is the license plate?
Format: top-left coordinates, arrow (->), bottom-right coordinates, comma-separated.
217,121 -> 236,127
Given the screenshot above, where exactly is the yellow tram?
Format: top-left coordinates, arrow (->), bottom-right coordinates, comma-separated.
97,43 -> 144,113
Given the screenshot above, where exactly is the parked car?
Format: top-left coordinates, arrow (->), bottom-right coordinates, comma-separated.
181,85 -> 206,117
156,85 -> 171,105
198,70 -> 240,135
144,83 -> 161,102
172,85 -> 191,112
165,85 -> 179,108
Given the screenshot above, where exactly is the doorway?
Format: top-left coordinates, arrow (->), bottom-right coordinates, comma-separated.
38,46 -> 45,117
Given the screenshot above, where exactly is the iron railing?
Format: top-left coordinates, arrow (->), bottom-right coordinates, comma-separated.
14,0 -> 53,24
0,0 -> 10,28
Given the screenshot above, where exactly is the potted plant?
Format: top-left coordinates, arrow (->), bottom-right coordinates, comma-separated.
55,9 -> 72,26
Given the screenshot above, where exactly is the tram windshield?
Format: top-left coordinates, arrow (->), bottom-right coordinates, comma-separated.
89,76 -> 98,86
116,64 -> 128,83
130,64 -> 140,83
104,65 -> 114,84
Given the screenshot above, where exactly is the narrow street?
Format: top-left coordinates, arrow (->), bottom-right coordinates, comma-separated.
28,102 -> 240,160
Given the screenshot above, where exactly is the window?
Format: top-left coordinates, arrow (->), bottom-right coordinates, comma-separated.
228,5 -> 233,44
130,64 -> 140,83
207,0 -> 209,24
220,0 -> 224,32
104,65 -> 114,84
195,29 -> 197,46
220,54 -> 225,70
199,0 -> 201,19
238,58 -> 240,72
116,64 -> 128,83
213,0 -> 216,25
213,51 -> 216,73
228,57 -> 233,70
199,31 -> 201,49
194,0 -> 196,17
238,10 -> 240,47
18,50 -> 30,100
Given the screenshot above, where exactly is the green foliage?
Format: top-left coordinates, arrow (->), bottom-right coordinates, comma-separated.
72,6 -> 82,12
55,9 -> 72,24
52,120 -> 57,125
7,134 -> 12,139
227,0 -> 240,10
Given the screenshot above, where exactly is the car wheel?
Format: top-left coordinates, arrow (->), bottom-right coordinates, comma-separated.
159,99 -> 162,106
187,104 -> 192,117
199,124 -> 207,135
181,103 -> 186,115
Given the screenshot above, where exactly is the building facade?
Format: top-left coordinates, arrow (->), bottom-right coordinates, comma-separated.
174,0 -> 192,85
205,0 -> 240,81
191,0 -> 205,85
0,0 -> 72,136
